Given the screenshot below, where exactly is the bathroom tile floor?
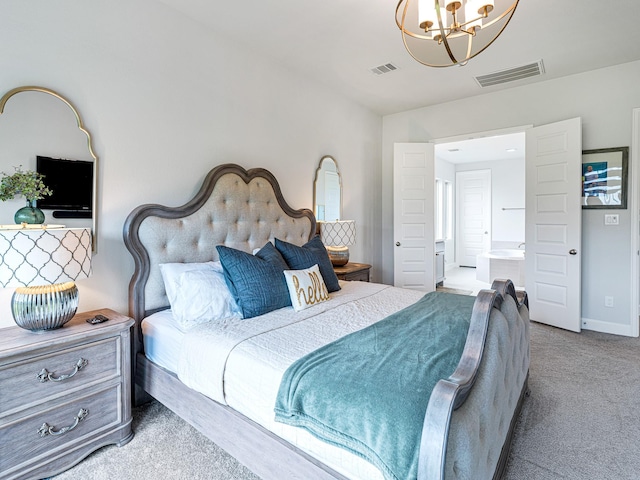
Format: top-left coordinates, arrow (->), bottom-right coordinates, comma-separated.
441,266 -> 492,296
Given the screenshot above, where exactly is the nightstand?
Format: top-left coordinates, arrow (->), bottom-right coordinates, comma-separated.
333,262 -> 372,282
0,309 -> 134,480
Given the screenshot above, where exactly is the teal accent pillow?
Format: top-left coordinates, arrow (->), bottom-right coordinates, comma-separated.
216,242 -> 291,319
275,236 -> 341,292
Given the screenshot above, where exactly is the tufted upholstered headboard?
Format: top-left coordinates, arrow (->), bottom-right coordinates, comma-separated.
123,163 -> 315,325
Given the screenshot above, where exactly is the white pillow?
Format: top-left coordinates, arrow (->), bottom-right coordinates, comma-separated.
159,261 -> 222,301
159,262 -> 240,331
283,264 -> 330,312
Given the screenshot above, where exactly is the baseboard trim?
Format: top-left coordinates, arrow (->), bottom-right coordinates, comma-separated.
581,317 -> 636,337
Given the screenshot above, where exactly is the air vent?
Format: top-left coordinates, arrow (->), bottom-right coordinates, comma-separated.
474,60 -> 545,88
370,63 -> 399,76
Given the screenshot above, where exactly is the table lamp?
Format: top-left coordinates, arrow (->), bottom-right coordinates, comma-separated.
319,220 -> 356,266
0,226 -> 92,331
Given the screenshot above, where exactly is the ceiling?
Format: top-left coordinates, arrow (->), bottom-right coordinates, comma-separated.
156,0 -> 640,117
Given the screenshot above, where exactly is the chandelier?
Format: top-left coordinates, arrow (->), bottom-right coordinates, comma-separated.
396,0 -> 519,67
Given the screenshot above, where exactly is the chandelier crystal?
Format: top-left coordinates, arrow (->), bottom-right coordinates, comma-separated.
396,0 -> 519,67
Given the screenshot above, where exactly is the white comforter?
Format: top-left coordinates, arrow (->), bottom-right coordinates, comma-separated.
150,281 -> 426,479
176,281 -> 424,404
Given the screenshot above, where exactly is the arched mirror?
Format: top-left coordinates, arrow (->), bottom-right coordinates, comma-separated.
313,155 -> 342,221
0,86 -> 98,251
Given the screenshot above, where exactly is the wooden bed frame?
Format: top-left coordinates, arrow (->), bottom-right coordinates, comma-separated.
123,163 -> 530,480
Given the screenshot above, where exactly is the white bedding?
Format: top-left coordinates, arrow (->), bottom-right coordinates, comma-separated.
141,310 -> 183,373
143,281 -> 426,479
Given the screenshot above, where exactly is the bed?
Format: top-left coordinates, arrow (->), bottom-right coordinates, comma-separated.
123,163 -> 530,480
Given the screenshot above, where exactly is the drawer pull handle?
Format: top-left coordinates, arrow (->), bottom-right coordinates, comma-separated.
38,408 -> 89,438
37,358 -> 88,383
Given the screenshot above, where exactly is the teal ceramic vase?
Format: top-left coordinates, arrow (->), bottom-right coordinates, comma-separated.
14,200 -> 45,224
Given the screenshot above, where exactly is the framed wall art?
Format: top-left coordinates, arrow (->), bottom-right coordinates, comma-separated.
581,147 -> 628,209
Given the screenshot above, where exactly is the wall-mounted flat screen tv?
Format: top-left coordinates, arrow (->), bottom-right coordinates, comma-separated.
36,156 -> 93,212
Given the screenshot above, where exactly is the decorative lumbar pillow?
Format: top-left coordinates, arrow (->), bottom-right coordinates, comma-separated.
275,236 -> 341,292
159,261 -> 241,331
216,242 -> 292,319
283,264 -> 330,312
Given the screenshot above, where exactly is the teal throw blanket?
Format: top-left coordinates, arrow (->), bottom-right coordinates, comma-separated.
274,292 -> 475,480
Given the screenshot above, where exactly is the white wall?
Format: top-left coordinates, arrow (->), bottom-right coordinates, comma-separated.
383,61 -> 640,334
0,0 -> 382,328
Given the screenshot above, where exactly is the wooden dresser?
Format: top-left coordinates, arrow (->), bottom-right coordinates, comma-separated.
0,309 -> 134,480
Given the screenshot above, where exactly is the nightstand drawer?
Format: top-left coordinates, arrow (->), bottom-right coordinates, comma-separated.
0,384 -> 121,475
333,262 -> 371,282
0,337 -> 119,416
342,270 -> 370,282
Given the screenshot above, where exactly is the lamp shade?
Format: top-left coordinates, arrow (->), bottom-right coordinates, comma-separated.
0,226 -> 92,331
319,220 -> 356,247
0,227 -> 92,288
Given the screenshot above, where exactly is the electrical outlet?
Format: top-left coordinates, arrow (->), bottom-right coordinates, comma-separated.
604,296 -> 614,308
604,214 -> 619,225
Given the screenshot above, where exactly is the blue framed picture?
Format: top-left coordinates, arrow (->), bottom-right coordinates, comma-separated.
582,147 -> 628,209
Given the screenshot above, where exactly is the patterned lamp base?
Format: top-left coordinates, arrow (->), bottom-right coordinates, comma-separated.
326,246 -> 350,266
12,282 -> 79,332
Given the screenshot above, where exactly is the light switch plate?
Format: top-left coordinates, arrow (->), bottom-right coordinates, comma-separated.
604,214 -> 619,225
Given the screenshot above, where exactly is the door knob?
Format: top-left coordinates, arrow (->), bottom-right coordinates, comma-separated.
569,249 -> 577,255
396,242 -> 401,247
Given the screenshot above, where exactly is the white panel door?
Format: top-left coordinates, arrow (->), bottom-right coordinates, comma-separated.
456,170 -> 491,267
393,143 -> 435,291
525,118 -> 582,332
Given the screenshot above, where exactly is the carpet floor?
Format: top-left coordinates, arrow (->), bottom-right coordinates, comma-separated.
503,323 -> 640,479
52,321 -> 640,480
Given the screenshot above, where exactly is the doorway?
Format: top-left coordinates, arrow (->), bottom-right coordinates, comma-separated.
395,116 -> 638,335
434,131 -> 526,293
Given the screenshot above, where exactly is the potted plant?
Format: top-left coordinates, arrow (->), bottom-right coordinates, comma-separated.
0,166 -> 53,224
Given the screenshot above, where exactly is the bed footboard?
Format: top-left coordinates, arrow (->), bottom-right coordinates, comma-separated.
419,279 -> 530,480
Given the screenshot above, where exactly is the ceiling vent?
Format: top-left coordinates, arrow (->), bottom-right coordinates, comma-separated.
370,63 -> 399,76
474,60 -> 545,88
